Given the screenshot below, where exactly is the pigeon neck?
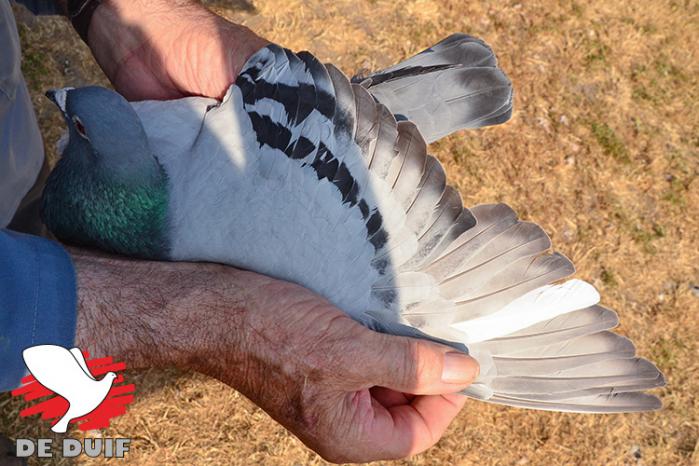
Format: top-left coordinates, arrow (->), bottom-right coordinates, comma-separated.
42,156 -> 171,259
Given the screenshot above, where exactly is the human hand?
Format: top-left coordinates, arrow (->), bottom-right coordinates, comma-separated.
71,248 -> 479,462
85,0 -> 269,100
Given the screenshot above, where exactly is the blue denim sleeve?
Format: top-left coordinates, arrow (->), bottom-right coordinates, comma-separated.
0,229 -> 77,391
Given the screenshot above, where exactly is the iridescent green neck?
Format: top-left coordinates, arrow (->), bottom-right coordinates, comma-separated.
42,157 -> 170,260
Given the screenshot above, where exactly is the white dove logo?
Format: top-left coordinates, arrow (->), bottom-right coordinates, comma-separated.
21,345 -> 117,433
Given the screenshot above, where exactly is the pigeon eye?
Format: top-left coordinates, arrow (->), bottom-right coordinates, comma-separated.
72,116 -> 88,139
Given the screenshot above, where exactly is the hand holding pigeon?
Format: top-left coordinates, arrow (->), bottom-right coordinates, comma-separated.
70,247 -> 478,462
86,0 -> 268,100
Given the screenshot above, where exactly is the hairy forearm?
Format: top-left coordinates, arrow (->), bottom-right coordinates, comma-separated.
70,247 -> 322,442
69,247 -> 323,399
71,247 -> 252,372
70,247 -> 366,441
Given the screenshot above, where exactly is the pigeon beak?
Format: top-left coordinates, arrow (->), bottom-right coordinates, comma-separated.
45,88 -> 72,115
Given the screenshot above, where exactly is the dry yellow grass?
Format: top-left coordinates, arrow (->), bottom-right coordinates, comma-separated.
2,0 -> 698,465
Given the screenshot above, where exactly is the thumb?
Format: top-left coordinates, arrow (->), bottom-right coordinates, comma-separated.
355,329 -> 480,395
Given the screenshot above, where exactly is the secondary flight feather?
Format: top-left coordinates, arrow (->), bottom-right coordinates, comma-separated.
41,34 -> 664,413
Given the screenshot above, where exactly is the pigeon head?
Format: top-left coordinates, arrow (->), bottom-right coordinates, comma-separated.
42,87 -> 171,259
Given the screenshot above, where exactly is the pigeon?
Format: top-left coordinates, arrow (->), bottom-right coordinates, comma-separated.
22,345 -> 116,433
41,34 -> 664,413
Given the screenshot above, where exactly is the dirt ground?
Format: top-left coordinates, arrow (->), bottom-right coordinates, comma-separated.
2,0 -> 697,465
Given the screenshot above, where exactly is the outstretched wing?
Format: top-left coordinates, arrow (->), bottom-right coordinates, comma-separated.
230,43 -> 662,412
152,39 -> 663,413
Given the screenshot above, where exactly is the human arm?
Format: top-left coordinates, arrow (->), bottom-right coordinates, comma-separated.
0,233 -> 478,461
71,248 -> 479,462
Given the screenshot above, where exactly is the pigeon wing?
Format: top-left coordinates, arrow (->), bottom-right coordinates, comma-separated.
136,40 -> 663,413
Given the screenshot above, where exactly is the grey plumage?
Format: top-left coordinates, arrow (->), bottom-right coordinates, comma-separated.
403,156 -> 447,234
491,331 -> 637,376
488,392 -> 662,413
473,306 -> 621,354
353,34 -> 514,143
437,221 -> 552,298
494,376 -> 667,402
449,253 -> 576,319
490,358 -> 661,394
423,203 -> 520,280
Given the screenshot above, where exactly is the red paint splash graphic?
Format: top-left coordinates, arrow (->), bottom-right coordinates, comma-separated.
10,351 -> 135,431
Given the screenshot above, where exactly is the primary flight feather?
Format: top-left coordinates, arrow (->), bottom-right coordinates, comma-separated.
41,34 -> 664,413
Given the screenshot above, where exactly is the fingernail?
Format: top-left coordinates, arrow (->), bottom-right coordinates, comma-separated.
442,352 -> 479,384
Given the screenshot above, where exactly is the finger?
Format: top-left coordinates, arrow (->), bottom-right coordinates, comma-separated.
370,387 -> 413,408
356,330 -> 479,395
385,393 -> 468,458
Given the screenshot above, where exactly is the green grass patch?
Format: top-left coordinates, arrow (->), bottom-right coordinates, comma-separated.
17,25 -> 50,90
631,223 -> 665,254
651,336 -> 687,372
663,178 -> 689,208
662,150 -> 696,209
654,58 -> 687,82
600,267 -> 617,288
570,1 -> 585,17
585,39 -> 610,65
590,122 -> 630,162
